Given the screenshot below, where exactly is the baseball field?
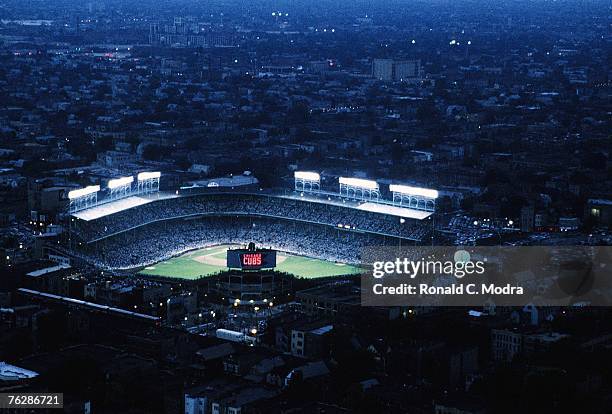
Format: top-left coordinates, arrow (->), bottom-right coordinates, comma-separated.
138,244 -> 361,280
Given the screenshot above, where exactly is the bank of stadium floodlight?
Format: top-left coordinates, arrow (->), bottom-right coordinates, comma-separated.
107,176 -> 134,200
68,185 -> 100,213
68,185 -> 100,200
108,176 -> 134,189
294,171 -> 321,193
137,171 -> 161,181
389,184 -> 438,212
339,177 -> 380,201
137,171 -> 161,195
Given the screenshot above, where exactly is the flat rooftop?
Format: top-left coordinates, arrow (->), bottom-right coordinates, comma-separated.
0,362 -> 38,381
26,264 -> 71,277
589,198 -> 612,206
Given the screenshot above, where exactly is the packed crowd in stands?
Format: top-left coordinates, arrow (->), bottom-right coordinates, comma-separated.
77,216 -> 408,269
73,193 -> 431,243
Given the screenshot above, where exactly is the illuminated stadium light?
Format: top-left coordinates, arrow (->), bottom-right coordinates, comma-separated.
136,171 -> 161,195
107,176 -> 134,189
389,184 -> 439,199
339,177 -> 379,191
389,184 -> 438,212
137,171 -> 161,181
339,177 -> 380,201
68,185 -> 100,213
294,171 -> 321,193
294,171 -> 320,181
107,176 -> 134,201
68,185 -> 100,200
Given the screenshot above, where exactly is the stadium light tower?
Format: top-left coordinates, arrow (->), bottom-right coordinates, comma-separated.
137,172 -> 161,195
107,176 -> 134,200
339,177 -> 380,201
294,171 -> 321,193
68,185 -> 100,213
389,184 -> 438,211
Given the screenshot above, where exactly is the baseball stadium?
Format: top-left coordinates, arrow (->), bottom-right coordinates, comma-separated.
63,172 -> 436,287
137,244 -> 362,280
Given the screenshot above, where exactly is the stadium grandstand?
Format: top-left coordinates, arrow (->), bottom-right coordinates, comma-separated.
64,172 -> 437,271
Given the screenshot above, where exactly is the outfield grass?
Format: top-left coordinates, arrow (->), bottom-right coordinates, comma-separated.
138,245 -> 362,280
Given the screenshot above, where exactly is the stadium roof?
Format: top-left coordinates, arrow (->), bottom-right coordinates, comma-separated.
72,190 -> 433,230
183,175 -> 259,189
356,202 -> 433,220
72,193 -> 177,221
275,192 -> 434,221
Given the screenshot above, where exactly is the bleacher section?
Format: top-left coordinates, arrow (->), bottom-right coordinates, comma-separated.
69,192 -> 433,270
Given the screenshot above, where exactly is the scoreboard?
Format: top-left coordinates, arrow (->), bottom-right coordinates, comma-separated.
227,245 -> 277,270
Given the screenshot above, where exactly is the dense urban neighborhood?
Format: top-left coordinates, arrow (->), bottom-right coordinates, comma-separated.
0,0 -> 611,412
